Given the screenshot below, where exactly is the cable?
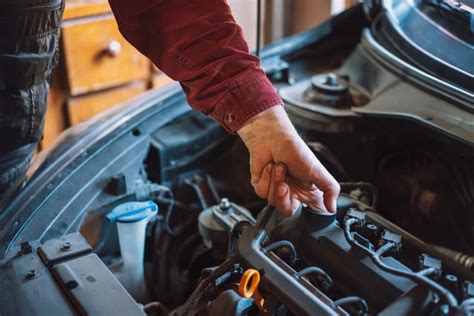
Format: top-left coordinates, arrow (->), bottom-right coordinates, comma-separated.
205,174 -> 220,204
372,251 -> 458,308
461,298 -> 474,313
174,258 -> 235,315
365,211 -> 474,280
343,218 -> 358,246
294,266 -> 333,287
147,183 -> 177,236
263,240 -> 297,264
340,182 -> 378,208
375,242 -> 395,257
256,0 -> 262,57
160,189 -> 176,236
333,296 -> 369,314
184,177 -> 209,209
417,267 -> 437,277
143,301 -> 168,315
431,244 -> 474,273
344,219 -> 458,308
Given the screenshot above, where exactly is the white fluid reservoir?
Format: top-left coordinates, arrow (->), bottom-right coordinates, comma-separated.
107,200 -> 158,301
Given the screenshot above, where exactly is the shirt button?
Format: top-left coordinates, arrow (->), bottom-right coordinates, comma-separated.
225,113 -> 235,123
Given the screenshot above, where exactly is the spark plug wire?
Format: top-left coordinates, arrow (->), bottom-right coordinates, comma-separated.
344,218 -> 458,308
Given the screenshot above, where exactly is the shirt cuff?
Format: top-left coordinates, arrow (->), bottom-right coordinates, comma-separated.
209,72 -> 283,133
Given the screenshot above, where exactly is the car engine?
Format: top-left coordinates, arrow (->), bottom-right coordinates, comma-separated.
0,2 -> 473,315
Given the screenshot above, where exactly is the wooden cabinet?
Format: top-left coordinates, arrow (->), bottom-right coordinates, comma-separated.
41,0 -> 173,150
62,15 -> 149,95
68,82 -> 148,125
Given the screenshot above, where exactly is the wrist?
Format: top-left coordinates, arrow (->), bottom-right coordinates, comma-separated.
237,105 -> 295,147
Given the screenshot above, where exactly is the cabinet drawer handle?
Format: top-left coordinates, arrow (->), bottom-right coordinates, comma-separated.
105,40 -> 122,58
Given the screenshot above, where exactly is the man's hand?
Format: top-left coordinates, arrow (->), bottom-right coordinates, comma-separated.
237,106 -> 340,216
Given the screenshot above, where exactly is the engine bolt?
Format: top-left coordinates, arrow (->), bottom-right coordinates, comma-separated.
25,269 -> 37,280
324,73 -> 338,86
219,198 -> 231,212
61,242 -> 72,252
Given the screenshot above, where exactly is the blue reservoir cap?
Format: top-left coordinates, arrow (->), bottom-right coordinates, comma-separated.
107,201 -> 158,223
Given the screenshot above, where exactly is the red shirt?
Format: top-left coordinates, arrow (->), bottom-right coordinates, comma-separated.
108,0 -> 282,133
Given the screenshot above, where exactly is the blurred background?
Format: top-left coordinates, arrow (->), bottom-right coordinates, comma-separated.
41,0 -> 357,151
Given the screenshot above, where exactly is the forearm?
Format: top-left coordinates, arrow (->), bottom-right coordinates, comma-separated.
109,0 -> 282,132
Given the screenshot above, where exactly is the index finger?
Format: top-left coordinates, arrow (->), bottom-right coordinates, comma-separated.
309,161 -> 340,212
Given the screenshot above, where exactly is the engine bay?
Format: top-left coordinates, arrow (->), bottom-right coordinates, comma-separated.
2,186 -> 473,315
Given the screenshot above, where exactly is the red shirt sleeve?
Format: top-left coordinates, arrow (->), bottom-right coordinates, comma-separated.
108,0 -> 282,133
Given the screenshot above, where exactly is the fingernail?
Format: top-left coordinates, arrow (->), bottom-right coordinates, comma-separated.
267,163 -> 273,172
275,165 -> 284,176
277,184 -> 287,197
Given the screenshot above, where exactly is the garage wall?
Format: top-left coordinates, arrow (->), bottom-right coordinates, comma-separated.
229,0 -> 333,49
228,0 -> 258,51
292,0 -> 332,34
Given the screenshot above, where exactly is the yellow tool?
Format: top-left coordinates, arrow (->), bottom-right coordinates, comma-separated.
239,269 -> 264,311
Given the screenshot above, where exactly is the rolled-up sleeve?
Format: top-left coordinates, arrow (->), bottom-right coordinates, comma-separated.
108,0 -> 282,132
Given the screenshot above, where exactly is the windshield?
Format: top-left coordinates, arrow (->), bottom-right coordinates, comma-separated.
420,0 -> 473,44
379,0 -> 473,90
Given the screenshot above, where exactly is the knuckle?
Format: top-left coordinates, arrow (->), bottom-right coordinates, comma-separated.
256,191 -> 266,199
250,177 -> 260,185
254,187 -> 267,199
252,183 -> 265,199
331,181 -> 341,194
268,196 -> 276,206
